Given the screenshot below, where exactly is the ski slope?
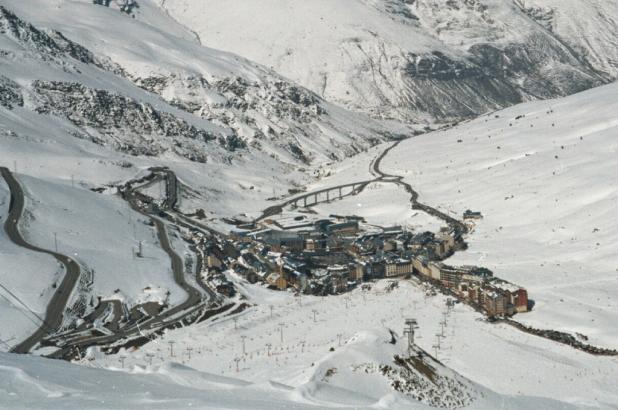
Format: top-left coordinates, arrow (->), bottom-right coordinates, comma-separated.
378,82 -> 618,348
88,279 -> 618,408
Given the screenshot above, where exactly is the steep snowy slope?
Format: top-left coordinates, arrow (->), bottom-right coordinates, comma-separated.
521,0 -> 618,77
92,278 -> 618,408
0,324 -> 591,409
163,0 -> 609,124
0,178 -> 61,347
19,174 -> 182,309
375,82 -> 618,347
1,0 -> 404,167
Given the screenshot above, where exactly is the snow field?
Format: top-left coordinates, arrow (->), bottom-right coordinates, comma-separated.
18,174 -> 183,308
0,176 -> 62,349
312,182 -> 445,231
379,83 -> 618,348
93,277 -> 618,408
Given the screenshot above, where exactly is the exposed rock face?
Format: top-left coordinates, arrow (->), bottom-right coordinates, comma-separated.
0,76 -> 23,109
214,77 -> 326,121
134,74 -> 356,164
379,35 -> 602,122
93,0 -> 139,16
32,81 -> 222,162
2,6 -> 87,65
400,50 -> 522,120
0,5 -> 123,74
136,75 -> 326,125
518,3 -> 555,32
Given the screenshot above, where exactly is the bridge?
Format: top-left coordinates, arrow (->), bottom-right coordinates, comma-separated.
256,180 -> 376,221
288,180 -> 374,208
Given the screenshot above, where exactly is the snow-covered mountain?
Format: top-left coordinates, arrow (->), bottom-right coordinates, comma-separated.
1,0 -> 406,169
520,0 -> 618,77
163,0 -> 615,124
1,1 -> 617,409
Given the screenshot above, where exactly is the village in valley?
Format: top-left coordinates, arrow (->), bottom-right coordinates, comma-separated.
200,204 -> 530,320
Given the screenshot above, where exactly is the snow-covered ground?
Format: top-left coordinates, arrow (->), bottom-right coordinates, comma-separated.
0,0 -> 617,408
375,83 -> 618,348
0,178 -> 61,349
89,278 -> 618,408
312,182 -> 444,232
18,174 -> 182,308
0,350 -> 343,410
0,327 -> 583,410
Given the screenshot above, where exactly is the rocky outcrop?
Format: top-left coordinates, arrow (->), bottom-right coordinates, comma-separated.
93,0 -> 139,16
0,5 -> 123,74
0,76 -> 23,109
136,74 -> 326,125
32,80 -> 225,162
517,2 -> 555,32
134,73 -> 362,163
393,32 -> 603,121
350,354 -> 476,408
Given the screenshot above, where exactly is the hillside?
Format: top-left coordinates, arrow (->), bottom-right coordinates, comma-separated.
0,0 -> 417,222
87,277 -> 617,408
163,0 -> 613,124
0,319 -> 586,410
522,0 -> 618,77
0,0 -> 405,176
372,82 -> 618,347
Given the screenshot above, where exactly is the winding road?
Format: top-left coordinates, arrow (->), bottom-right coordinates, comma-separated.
1,167 -> 81,354
0,138 -> 466,357
256,139 -> 468,236
46,170 -> 217,358
150,216 -> 202,318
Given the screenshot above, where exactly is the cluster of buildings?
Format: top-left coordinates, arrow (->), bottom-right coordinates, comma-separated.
229,214 -> 457,295
220,212 -> 528,318
122,166 -> 527,320
413,261 -> 529,316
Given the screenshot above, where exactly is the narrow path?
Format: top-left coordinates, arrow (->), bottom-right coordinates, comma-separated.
371,139 -> 403,178
1,167 -> 81,354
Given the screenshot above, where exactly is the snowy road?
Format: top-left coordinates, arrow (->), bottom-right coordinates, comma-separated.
256,138 -> 468,236
0,167 -> 81,354
47,170 -> 219,359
